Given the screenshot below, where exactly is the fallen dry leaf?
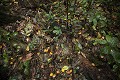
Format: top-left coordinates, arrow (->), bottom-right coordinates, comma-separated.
22,53 -> 33,62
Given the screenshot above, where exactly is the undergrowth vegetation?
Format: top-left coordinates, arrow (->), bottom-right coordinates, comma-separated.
0,0 -> 120,80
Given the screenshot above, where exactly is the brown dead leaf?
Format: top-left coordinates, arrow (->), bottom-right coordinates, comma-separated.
22,53 -> 33,62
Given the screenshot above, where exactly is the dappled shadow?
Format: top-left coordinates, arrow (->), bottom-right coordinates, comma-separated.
0,1 -> 23,26
0,12 -> 23,26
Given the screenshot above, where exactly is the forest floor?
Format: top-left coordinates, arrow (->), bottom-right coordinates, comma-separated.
0,2 -> 118,80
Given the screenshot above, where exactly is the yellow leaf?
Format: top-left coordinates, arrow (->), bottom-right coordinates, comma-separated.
61,69 -> 65,72
37,52 -> 40,55
50,73 -> 54,76
97,32 -> 102,38
10,57 -> 13,60
10,62 -> 13,64
53,1 -> 57,4
26,46 -> 29,51
53,74 -> 56,78
47,58 -> 52,62
86,36 -> 91,40
61,66 -> 69,72
49,52 -> 53,55
44,48 -> 49,52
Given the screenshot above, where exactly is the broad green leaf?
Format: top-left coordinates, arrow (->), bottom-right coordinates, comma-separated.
106,35 -> 112,43
3,52 -> 8,64
53,29 -> 62,35
101,46 -> 111,54
93,18 -> 97,26
5,32 -> 10,36
61,44 -> 64,48
113,65 -> 118,71
93,42 -> 98,45
99,40 -> 107,44
23,60 -> 30,67
89,16 -> 93,22
106,35 -> 119,47
54,26 -> 60,29
24,68 -> 29,75
96,13 -> 101,19
12,32 -> 18,36
110,37 -> 119,47
94,39 -> 107,45
23,60 -> 30,75
111,50 -> 120,63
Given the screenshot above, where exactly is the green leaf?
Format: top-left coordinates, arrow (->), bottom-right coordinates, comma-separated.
113,65 -> 118,71
23,60 -> 30,67
3,52 -> 8,63
106,35 -> 119,47
53,28 -> 62,35
12,32 -> 18,36
110,37 -> 119,47
93,18 -> 97,26
24,68 -> 29,75
99,40 -> 107,44
106,35 -> 112,43
89,16 -> 93,22
111,50 -> 120,63
94,39 -> 107,45
101,46 -> 111,54
53,30 -> 59,34
96,13 -> 101,19
23,60 -> 30,75
54,26 -> 60,29
92,25 -> 96,30
62,66 -> 69,70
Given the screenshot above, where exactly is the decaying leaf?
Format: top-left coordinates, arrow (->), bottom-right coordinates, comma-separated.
22,53 -> 33,62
